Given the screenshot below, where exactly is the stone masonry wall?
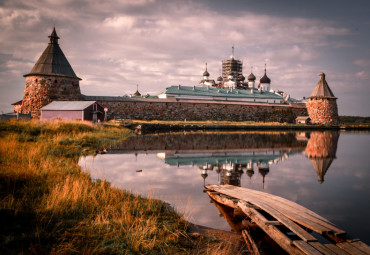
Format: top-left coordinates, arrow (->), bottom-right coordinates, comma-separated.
112,132 -> 307,151
306,98 -> 338,125
97,100 -> 307,123
305,131 -> 339,159
20,75 -> 81,118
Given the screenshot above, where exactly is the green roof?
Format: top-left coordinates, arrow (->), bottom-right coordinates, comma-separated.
162,85 -> 283,100
163,154 -> 283,166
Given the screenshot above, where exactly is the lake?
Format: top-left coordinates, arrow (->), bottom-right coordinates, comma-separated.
78,130 -> 370,243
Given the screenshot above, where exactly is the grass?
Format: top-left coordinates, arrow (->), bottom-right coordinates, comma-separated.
0,120 -> 240,254
117,119 -> 290,126
114,118 -> 370,130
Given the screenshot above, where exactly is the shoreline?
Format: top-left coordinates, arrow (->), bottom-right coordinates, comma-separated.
115,120 -> 370,133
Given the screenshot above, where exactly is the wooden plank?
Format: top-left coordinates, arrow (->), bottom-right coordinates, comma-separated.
242,229 -> 261,255
324,244 -> 351,255
238,200 -> 305,255
337,242 -> 368,255
243,202 -> 260,209
206,186 -> 328,232
293,240 -> 322,255
232,185 -> 331,223
207,184 -> 329,222
206,191 -> 237,209
310,242 -> 337,255
210,185 -> 341,233
206,185 -> 344,235
210,191 -> 314,242
237,199 -> 318,242
350,241 -> 370,254
265,220 -> 282,226
215,192 -> 318,241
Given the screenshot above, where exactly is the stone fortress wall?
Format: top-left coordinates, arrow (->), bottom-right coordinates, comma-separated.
89,97 -> 307,122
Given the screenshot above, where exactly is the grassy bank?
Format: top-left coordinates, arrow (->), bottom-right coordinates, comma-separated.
114,119 -> 370,133
0,120 -> 238,254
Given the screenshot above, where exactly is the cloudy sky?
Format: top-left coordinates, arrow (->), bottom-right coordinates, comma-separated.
1,0 -> 369,116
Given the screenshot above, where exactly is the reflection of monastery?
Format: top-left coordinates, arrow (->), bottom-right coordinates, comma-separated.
157,149 -> 292,188
107,131 -> 340,187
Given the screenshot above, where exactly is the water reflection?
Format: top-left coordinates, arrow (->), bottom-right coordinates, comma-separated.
306,131 -> 339,184
79,130 -> 370,243
153,131 -> 339,187
158,149 -> 293,188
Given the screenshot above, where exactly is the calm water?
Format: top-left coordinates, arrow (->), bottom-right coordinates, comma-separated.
79,131 -> 370,243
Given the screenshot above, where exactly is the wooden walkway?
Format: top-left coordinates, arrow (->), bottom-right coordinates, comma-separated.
205,184 -> 370,255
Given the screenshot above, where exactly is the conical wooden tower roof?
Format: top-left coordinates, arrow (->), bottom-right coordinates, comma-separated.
24,27 -> 81,80
309,158 -> 333,184
309,73 -> 335,99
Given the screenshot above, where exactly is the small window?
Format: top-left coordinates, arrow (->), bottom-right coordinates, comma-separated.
54,80 -> 57,83
35,79 -> 38,82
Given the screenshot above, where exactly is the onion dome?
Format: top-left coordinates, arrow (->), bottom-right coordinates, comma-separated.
260,64 -> 271,83
133,90 -> 141,96
246,169 -> 254,178
240,75 -> 245,81
217,76 -> 223,81
248,73 -> 256,81
203,63 -> 209,77
133,85 -> 141,96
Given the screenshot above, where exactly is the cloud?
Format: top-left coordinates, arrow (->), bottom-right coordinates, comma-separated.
354,59 -> 370,67
0,0 -> 368,115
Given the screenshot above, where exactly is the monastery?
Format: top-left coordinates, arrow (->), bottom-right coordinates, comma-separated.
12,27 -> 338,125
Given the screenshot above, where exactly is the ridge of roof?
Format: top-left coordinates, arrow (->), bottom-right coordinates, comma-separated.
41,101 -> 97,110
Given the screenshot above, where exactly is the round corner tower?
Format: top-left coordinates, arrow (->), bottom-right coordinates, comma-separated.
19,27 -> 82,118
306,73 -> 338,125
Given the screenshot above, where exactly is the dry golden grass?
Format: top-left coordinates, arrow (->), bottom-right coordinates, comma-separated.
0,120 -> 240,254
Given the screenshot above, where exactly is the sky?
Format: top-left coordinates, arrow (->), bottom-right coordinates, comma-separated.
1,0 -> 369,116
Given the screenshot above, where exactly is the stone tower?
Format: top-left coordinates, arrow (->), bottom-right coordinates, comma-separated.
306,73 -> 338,125
19,27 -> 81,118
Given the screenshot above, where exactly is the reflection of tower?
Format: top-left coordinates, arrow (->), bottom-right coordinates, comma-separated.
215,165 -> 222,181
246,160 -> 254,184
199,164 -> 213,186
257,162 -> 270,189
220,162 -> 244,186
306,131 -> 340,183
